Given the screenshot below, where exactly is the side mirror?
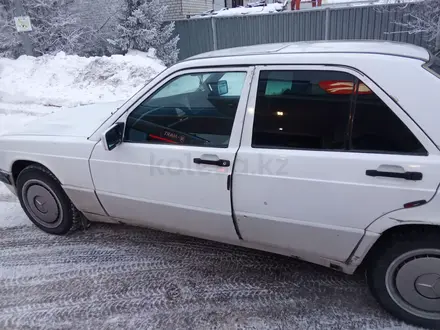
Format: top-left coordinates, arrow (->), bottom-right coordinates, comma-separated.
102,122 -> 124,151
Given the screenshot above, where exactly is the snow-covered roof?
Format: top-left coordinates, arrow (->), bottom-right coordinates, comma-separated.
188,41 -> 430,62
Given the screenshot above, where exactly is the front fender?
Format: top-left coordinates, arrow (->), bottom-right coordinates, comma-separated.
0,135 -> 97,190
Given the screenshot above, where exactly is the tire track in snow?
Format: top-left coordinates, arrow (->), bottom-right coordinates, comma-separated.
0,224 -> 419,330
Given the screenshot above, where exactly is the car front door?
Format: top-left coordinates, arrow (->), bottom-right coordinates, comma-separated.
90,67 -> 254,241
233,65 -> 440,262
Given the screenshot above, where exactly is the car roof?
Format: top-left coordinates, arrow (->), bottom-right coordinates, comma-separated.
187,41 -> 430,62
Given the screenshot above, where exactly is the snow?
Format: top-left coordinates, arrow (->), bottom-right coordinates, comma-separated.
0,50 -> 165,228
200,0 -> 415,16
212,3 -> 284,16
0,184 -> 30,228
0,50 -> 165,109
0,201 -> 30,228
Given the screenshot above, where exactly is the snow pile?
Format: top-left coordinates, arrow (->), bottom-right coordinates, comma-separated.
0,50 -> 166,108
214,3 -> 284,16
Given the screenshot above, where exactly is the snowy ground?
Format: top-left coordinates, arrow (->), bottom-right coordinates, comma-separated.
0,224 -> 421,330
0,53 -> 420,329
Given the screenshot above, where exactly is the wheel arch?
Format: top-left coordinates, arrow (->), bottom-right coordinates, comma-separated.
356,223 -> 440,272
10,157 -> 109,218
11,160 -> 54,186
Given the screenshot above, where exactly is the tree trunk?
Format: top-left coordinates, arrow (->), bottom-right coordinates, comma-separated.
436,15 -> 440,52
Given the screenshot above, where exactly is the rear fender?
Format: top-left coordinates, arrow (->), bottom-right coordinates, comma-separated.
347,192 -> 440,269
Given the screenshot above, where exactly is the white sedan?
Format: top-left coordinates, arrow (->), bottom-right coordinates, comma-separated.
1,41 -> 440,329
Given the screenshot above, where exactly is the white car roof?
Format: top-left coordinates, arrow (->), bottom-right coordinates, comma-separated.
188,41 -> 430,62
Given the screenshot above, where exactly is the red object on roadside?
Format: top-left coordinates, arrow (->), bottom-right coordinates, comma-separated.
291,0 -> 300,10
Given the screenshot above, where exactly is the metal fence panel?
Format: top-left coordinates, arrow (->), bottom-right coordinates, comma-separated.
171,4 -> 431,60
174,18 -> 214,59
214,10 -> 326,50
328,5 -> 428,47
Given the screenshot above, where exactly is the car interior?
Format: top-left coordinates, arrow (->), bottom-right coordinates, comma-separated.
125,72 -> 243,147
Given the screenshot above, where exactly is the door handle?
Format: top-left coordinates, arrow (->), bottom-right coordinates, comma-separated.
366,169 -> 423,181
193,158 -> 230,167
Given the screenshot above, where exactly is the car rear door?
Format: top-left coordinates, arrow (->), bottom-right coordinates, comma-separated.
232,65 -> 440,262
90,67 -> 254,241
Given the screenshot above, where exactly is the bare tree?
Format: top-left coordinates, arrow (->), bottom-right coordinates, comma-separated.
23,0 -> 89,56
388,0 -> 440,51
0,0 -> 97,58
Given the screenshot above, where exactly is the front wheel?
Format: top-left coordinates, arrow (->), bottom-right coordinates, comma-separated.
367,233 -> 440,329
16,165 -> 78,235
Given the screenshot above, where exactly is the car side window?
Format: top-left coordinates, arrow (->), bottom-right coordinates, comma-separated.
351,91 -> 426,155
252,70 -> 426,155
125,71 -> 247,148
252,70 -> 354,150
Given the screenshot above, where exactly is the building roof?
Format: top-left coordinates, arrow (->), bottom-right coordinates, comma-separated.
188,41 -> 430,62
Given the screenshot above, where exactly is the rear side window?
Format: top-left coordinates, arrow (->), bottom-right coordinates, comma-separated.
252,70 -> 426,155
351,92 -> 426,154
252,70 -> 354,150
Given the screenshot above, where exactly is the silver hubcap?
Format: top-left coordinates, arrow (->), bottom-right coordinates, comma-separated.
22,179 -> 62,228
386,249 -> 440,320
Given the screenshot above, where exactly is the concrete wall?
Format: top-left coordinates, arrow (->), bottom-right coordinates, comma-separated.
213,0 -> 225,10
70,0 -> 208,25
162,0 -> 184,20
182,0 -> 212,17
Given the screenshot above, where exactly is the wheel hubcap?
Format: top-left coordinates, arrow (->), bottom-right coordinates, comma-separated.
415,273 -> 440,299
34,196 -> 48,213
22,180 -> 62,228
386,249 -> 440,320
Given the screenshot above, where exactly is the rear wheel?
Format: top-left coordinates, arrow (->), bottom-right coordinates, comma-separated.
16,165 -> 78,235
367,233 -> 440,329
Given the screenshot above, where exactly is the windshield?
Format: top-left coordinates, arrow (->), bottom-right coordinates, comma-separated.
427,55 -> 440,77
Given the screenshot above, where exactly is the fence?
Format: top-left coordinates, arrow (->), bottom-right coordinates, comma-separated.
172,3 -> 430,60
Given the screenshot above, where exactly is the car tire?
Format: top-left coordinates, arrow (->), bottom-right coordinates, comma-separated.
16,164 -> 79,235
367,231 -> 440,329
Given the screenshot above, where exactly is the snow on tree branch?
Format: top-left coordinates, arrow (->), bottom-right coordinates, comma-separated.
23,0 -> 90,56
111,0 -> 180,65
382,0 -> 440,51
0,0 -> 109,58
